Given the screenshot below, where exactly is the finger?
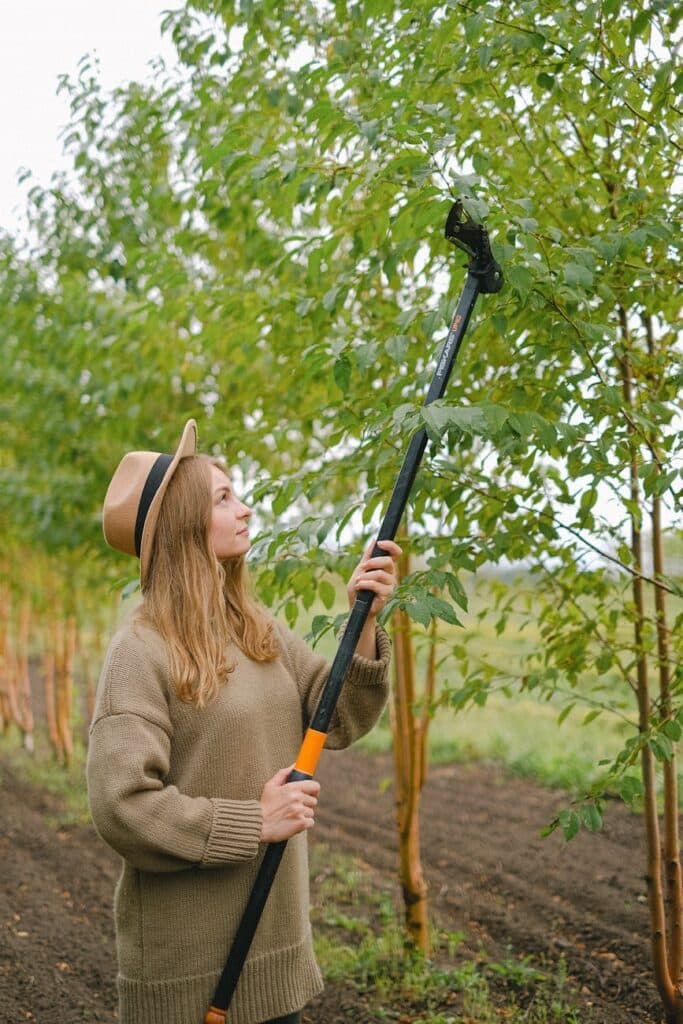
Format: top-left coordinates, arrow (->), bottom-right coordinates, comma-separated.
355,571 -> 394,589
375,540 -> 402,558
293,780 -> 321,797
363,537 -> 376,559
300,778 -> 320,793
361,556 -> 397,572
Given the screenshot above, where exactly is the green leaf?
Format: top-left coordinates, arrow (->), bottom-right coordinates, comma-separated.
424,592 -> 460,625
557,703 -> 575,726
404,599 -> 432,628
385,334 -> 409,362
333,355 -> 352,394
506,264 -> 533,300
354,341 -> 379,374
317,579 -> 335,610
464,13 -> 485,43
662,719 -> 682,742
558,809 -> 580,841
650,735 -> 674,762
619,775 -> 643,804
491,312 -> 507,337
563,262 -> 594,289
581,803 -> 602,832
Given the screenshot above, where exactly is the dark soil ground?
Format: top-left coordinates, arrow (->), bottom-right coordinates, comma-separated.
0,745 -> 663,1024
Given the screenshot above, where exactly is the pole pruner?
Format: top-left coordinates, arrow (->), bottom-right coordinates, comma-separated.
205,199 -> 503,1024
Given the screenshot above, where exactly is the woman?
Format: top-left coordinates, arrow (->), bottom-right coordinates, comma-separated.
87,419 -> 400,1024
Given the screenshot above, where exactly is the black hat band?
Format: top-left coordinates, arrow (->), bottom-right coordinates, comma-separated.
134,453 -> 173,556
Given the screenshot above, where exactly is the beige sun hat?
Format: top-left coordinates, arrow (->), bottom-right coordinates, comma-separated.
102,419 -> 198,584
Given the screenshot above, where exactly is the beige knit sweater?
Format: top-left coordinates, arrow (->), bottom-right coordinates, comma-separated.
86,616 -> 391,1024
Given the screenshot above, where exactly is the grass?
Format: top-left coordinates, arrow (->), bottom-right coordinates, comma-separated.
0,725 -> 90,826
357,691 -> 634,795
310,842 -> 588,1023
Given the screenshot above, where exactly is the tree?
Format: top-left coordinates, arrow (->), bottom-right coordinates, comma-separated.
1,1 -> 681,1013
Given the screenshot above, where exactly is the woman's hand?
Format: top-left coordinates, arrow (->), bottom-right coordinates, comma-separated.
259,765 -> 321,843
347,538 -> 402,617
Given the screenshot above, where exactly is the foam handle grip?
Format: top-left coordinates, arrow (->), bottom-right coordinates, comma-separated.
294,726 -> 327,777
204,1008 -> 227,1023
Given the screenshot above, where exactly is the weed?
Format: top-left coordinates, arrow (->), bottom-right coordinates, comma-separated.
310,845 -> 586,1023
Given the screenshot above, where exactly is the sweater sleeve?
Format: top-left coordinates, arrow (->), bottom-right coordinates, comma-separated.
86,630 -> 263,873
276,619 -> 391,751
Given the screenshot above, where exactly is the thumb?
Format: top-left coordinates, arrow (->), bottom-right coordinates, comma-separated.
274,764 -> 295,786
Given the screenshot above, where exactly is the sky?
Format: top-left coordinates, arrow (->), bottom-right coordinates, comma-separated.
0,1 -> 176,236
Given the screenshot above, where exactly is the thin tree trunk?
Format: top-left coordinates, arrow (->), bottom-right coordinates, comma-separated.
2,596 -> 22,734
16,597 -> 34,752
653,488 -> 682,994
390,545 -> 430,953
419,615 -> 438,790
644,314 -> 683,993
43,647 -> 61,759
0,588 -> 11,732
44,617 -> 62,761
620,333 -> 678,1016
55,616 -> 75,767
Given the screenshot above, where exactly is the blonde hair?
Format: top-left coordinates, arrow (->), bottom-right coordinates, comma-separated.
136,454 -> 279,707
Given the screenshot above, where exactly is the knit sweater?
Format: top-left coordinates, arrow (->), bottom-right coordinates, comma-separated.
86,616 -> 391,1024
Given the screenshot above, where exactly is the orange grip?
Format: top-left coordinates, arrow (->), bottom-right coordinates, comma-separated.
204,1008 -> 227,1024
295,728 -> 326,777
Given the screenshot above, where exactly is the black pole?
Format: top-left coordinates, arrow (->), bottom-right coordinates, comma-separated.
205,203 -> 502,1024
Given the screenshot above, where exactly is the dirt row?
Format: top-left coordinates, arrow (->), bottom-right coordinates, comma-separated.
0,747 -> 663,1023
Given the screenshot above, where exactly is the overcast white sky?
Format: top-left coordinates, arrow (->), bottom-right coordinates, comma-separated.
0,1 -> 176,236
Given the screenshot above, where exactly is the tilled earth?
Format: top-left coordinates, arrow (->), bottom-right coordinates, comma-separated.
0,747 -> 662,1023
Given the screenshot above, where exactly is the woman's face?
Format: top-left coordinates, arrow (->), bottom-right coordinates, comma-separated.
209,464 -> 252,560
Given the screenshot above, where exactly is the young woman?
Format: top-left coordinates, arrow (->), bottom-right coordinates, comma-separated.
87,419 -> 400,1024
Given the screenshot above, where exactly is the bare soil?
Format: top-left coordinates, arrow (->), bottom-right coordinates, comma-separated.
0,746 -> 663,1023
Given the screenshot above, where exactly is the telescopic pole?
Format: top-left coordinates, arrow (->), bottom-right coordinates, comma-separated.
205,201 -> 503,1024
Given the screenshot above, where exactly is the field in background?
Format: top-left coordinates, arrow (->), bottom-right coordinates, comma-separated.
304,563 -> 682,798
359,603 -> 635,795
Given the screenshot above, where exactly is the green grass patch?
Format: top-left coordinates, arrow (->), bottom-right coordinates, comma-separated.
310,843 -> 587,1023
358,691 -> 634,796
0,725 -> 90,826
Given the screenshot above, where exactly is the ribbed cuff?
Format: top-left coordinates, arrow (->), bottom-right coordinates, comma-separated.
349,624 -> 392,684
201,798 -> 263,866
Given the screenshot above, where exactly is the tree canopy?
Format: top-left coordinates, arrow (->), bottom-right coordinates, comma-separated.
2,0 -> 681,723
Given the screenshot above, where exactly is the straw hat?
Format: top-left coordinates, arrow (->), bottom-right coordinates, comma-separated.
102,419 -> 198,584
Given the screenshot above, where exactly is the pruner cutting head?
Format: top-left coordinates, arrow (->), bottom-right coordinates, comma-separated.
444,199 -> 503,294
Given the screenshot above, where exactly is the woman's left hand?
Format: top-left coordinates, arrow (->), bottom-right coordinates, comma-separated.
347,539 -> 402,616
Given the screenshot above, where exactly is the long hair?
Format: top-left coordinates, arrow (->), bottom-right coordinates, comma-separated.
136,454 -> 279,707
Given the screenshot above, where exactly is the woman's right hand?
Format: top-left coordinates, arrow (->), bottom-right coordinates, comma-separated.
259,765 -> 321,843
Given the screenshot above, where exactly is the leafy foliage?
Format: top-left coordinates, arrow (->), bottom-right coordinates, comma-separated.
1,0 -> 681,804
